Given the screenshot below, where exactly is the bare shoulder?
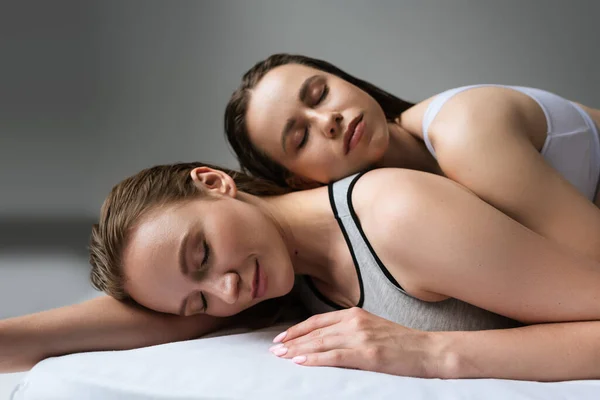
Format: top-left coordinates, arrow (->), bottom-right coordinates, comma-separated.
351,168 -> 425,211
434,86 -> 537,122
351,169 -> 418,230
353,167 -> 469,201
428,86 -> 548,150
351,168 -> 473,231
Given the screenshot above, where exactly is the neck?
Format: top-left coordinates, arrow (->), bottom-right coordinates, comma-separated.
376,122 -> 443,175
238,188 -> 345,285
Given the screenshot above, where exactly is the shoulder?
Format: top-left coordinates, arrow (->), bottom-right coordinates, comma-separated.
352,168 -> 471,198
429,86 -> 545,141
414,86 -> 551,169
402,86 -> 546,143
348,168 -> 471,301
350,168 -> 473,230
350,169 -> 420,230
350,168 -> 426,209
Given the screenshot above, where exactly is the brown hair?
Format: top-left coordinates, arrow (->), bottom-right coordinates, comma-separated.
89,161 -> 289,301
224,53 -> 415,187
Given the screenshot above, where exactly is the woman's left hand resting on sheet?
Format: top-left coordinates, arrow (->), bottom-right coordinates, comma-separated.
2,162 -> 600,382
271,307 -> 600,381
270,308 -> 436,377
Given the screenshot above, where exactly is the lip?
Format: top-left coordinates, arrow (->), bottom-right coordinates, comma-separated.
343,113 -> 364,155
251,259 -> 268,300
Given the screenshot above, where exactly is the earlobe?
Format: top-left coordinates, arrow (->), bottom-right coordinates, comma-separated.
190,167 -> 238,197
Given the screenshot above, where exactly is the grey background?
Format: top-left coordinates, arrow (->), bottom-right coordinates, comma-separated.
1,0 -> 599,218
1,0 -> 599,392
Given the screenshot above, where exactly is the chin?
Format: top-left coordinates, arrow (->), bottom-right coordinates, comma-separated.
369,132 -> 389,160
275,273 -> 295,298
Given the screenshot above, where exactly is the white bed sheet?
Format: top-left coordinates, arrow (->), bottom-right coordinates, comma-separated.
11,323 -> 600,400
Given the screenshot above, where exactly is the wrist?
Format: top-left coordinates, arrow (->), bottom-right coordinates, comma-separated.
423,331 -> 463,379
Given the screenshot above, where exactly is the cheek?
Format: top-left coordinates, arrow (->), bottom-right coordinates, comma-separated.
253,228 -> 293,297
282,147 -> 330,182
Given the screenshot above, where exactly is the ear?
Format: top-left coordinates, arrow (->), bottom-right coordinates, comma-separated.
284,174 -> 323,190
190,167 -> 237,198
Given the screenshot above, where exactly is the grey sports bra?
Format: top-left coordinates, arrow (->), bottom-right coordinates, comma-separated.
296,172 -> 522,331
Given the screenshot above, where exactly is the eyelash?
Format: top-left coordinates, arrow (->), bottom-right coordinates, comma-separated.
298,127 -> 309,149
317,84 -> 329,105
200,292 -> 208,313
298,84 -> 329,151
201,240 -> 210,267
199,240 -> 210,312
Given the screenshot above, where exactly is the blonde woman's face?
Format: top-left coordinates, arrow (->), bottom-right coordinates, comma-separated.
122,196 -> 295,317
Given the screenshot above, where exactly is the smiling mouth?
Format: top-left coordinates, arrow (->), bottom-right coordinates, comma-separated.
251,259 -> 268,300
343,113 -> 364,155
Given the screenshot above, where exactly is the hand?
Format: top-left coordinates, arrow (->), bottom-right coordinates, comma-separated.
269,307 -> 439,377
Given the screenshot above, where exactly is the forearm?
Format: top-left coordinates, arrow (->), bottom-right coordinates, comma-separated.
0,296 -> 227,372
430,321 -> 600,381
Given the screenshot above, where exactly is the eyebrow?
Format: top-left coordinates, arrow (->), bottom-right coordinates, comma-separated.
178,232 -> 190,316
281,74 -> 322,153
179,231 -> 190,276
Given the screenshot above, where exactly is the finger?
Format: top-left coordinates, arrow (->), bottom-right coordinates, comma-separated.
291,349 -> 360,370
272,310 -> 345,343
271,323 -> 338,354
272,332 -> 346,359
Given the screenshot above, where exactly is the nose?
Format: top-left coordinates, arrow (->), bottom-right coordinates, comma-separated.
313,111 -> 342,139
207,272 -> 240,305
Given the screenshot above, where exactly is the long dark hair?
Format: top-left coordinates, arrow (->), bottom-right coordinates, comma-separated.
224,53 -> 415,187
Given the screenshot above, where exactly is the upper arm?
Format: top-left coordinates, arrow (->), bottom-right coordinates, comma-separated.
358,169 -> 600,324
429,89 -> 600,262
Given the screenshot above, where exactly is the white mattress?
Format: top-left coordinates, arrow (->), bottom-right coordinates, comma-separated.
11,323 -> 600,400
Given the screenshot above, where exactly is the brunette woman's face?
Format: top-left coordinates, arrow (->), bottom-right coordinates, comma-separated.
246,64 -> 390,185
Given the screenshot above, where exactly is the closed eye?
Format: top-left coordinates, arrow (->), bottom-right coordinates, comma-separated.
298,127 -> 309,150
198,241 -> 210,312
187,291 -> 208,315
202,240 -> 210,267
295,82 -> 326,152
192,240 -> 210,281
315,84 -> 329,105
296,84 -> 326,151
199,292 -> 208,313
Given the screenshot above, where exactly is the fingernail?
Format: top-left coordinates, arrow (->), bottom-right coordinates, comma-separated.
270,345 -> 288,357
292,355 -> 307,364
273,331 -> 287,343
269,343 -> 284,352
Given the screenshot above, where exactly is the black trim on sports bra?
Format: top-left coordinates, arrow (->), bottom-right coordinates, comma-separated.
347,172 -> 405,291
302,173 -> 366,310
